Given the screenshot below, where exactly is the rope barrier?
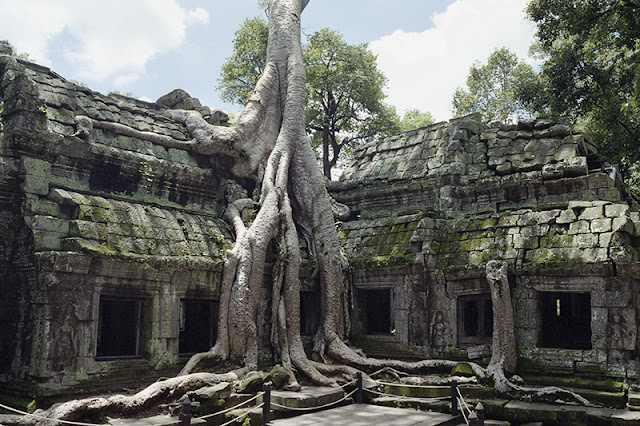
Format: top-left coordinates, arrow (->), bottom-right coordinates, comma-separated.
367,377 -> 460,389
457,387 -> 471,416
0,403 -> 101,426
196,391 -> 264,420
269,388 -> 357,412
217,402 -> 264,426
456,387 -> 472,425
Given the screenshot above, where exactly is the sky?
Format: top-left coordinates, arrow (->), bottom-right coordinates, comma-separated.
0,0 -> 537,122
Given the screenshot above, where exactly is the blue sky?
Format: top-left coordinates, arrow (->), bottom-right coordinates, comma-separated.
0,0 -> 535,121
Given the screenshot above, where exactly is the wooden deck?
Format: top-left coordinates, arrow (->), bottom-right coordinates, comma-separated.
270,403 -> 459,425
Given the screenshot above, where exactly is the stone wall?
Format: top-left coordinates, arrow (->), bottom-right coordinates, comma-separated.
0,52 -> 242,400
332,114 -> 640,378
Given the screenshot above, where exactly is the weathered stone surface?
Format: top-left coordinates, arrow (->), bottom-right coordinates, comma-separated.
332,112 -> 640,378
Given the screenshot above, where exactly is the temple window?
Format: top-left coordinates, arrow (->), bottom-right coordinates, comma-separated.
457,294 -> 493,346
540,292 -> 591,350
96,297 -> 142,358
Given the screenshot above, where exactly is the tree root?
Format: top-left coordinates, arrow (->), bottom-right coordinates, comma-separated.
5,372 -> 238,425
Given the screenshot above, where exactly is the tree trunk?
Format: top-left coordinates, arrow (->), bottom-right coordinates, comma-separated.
486,260 -> 516,377
322,125 -> 331,179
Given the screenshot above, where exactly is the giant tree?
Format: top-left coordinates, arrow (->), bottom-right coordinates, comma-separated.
452,47 -> 539,123
526,0 -> 640,165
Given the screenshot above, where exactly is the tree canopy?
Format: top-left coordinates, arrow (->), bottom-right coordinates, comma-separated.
452,47 -> 538,123
216,18 -> 269,105
526,0 -> 640,164
399,108 -> 435,132
216,19 -> 402,180
304,28 -> 399,179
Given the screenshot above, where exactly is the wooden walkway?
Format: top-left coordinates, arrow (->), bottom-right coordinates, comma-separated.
270,403 -> 459,425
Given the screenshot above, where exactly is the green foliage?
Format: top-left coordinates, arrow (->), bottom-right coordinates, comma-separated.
69,79 -> 88,88
304,28 -> 399,179
399,109 -> 435,132
109,90 -> 138,98
452,47 -> 539,123
216,17 -> 269,105
526,0 -> 640,164
1,40 -> 30,60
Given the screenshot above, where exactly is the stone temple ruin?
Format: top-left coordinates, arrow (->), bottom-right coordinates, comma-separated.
2,48 -> 640,408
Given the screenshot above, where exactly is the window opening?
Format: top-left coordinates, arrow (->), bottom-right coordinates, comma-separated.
540,292 -> 591,350
97,298 -> 142,359
179,300 -> 216,354
457,294 -> 493,346
365,289 -> 392,335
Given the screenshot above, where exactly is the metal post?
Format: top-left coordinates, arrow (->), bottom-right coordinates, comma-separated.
450,379 -> 458,416
475,402 -> 485,426
263,383 -> 271,425
355,371 -> 364,404
179,395 -> 192,426
468,411 -> 478,426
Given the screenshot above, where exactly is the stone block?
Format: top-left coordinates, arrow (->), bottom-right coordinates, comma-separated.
32,231 -> 65,251
542,163 -> 564,180
578,205 -> 604,221
32,215 -> 70,234
605,204 -> 629,218
579,248 -> 609,263
612,217 -> 634,234
575,233 -> 598,248
23,174 -> 50,196
26,199 -> 61,217
591,218 -> 612,233
588,173 -> 614,189
554,143 -> 576,161
556,209 -> 577,224
513,234 -> 539,250
521,224 -> 549,238
467,344 -> 491,360
599,232 -> 613,247
562,156 -> 588,176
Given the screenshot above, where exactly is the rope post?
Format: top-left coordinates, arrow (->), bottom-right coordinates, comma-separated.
475,402 -> 485,426
450,379 -> 458,416
468,410 -> 478,426
179,395 -> 192,426
355,372 -> 364,404
263,383 -> 271,425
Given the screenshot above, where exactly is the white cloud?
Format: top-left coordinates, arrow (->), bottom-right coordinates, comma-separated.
0,0 -> 208,88
369,0 -> 536,122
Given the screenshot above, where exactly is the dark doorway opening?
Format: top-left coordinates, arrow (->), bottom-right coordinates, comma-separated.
365,289 -> 392,335
457,294 -> 493,346
540,292 -> 592,349
97,298 -> 142,359
179,300 -> 216,354
300,291 -> 320,336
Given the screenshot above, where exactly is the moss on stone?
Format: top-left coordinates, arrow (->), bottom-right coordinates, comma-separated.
451,362 -> 474,377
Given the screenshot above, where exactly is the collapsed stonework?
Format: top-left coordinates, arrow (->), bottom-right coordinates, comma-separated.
2,49 -> 640,407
